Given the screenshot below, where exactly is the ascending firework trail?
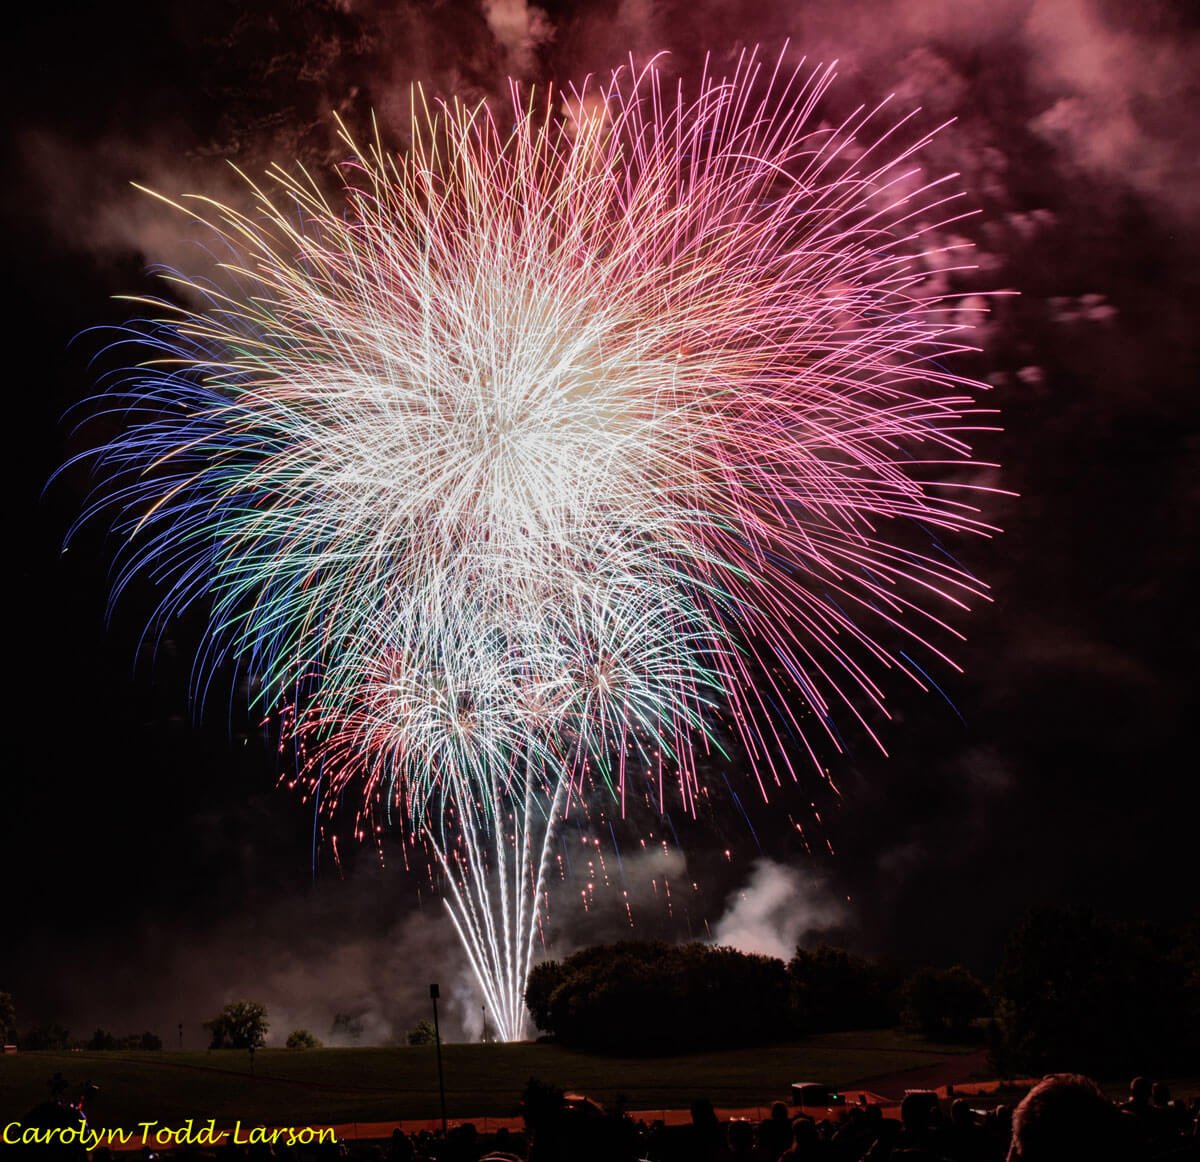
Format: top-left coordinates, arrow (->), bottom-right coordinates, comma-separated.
69,48 -> 998,1040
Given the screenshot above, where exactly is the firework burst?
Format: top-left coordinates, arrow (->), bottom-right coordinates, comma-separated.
68,48 -> 997,1040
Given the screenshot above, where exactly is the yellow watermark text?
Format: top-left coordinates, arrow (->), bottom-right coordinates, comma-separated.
2,1119 -> 338,1150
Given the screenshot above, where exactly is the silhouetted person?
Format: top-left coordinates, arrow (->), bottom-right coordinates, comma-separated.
726,1119 -> 755,1162
443,1122 -> 479,1162
684,1098 -> 723,1162
1124,1076 -> 1153,1117
1122,1074 -> 1168,1152
1007,1074 -> 1121,1162
946,1099 -> 981,1161
896,1091 -> 943,1155
1150,1079 -> 1189,1142
491,1126 -> 516,1155
830,1105 -> 879,1160
11,1098 -> 86,1162
779,1116 -> 829,1161
861,1114 -> 902,1162
388,1129 -> 414,1162
480,1140 -> 522,1162
756,1102 -> 791,1161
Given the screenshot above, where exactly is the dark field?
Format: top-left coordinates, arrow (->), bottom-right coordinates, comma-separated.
0,1030 -> 979,1127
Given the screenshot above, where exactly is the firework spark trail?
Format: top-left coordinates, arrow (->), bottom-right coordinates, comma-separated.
67,47 -> 999,1040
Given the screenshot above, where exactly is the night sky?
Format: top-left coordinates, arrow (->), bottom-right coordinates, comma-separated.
4,0 -> 1198,1045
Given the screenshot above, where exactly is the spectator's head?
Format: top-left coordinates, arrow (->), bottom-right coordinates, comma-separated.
771,1100 -> 789,1122
1151,1081 -> 1170,1106
790,1117 -> 818,1148
1129,1076 -> 1151,1105
1008,1074 -> 1120,1162
951,1099 -> 974,1129
726,1119 -> 754,1155
901,1091 -> 936,1132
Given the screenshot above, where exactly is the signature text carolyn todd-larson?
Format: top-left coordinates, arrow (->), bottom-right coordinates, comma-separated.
3,1119 -> 338,1149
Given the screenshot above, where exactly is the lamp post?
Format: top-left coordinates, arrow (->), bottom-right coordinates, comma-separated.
429,983 -> 448,1137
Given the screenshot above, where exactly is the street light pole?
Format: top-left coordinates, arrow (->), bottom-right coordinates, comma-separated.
429,983 -> 448,1138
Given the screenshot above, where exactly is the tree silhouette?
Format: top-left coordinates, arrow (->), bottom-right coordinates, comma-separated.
206,1001 -> 268,1049
994,908 -> 1197,1074
524,941 -> 790,1051
901,965 -> 989,1039
787,945 -> 900,1032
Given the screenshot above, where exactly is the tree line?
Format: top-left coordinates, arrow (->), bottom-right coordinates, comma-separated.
524,907 -> 1199,1073
3,906 -> 1195,1072
0,992 -> 434,1054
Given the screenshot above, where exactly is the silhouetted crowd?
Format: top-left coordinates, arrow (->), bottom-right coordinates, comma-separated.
7,1072 -> 1199,1162
383,1074 -> 1200,1161
651,1077 -> 1199,1162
